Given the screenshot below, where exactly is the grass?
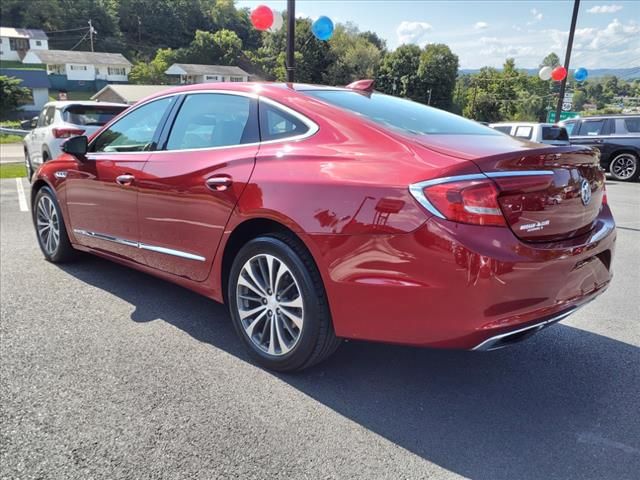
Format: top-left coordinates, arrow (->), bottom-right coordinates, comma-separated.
0,60 -> 45,70
0,134 -> 24,144
0,162 -> 26,179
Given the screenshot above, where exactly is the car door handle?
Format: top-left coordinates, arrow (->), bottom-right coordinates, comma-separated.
116,174 -> 135,186
205,176 -> 232,192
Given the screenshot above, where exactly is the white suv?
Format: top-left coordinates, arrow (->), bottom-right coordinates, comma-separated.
489,122 -> 570,146
23,101 -> 128,179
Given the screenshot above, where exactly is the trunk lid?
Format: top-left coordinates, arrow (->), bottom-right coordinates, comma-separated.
413,134 -> 606,242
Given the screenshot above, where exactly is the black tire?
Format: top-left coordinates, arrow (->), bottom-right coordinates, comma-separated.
24,149 -> 34,182
32,186 -> 77,263
227,233 -> 340,372
609,153 -> 639,182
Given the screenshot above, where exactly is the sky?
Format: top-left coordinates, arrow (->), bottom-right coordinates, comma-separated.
237,1 -> 640,70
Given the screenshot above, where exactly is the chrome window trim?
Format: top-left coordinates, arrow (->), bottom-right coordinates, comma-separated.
73,229 -> 205,262
87,89 -> 319,157
408,170 -> 555,219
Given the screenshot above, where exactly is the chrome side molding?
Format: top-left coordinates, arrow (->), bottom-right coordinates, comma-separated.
73,229 -> 206,262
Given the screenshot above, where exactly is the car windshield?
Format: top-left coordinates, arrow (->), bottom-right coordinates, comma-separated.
63,105 -> 127,127
303,90 -> 500,136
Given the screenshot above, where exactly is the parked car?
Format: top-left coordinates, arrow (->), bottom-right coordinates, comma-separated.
30,82 -> 615,371
560,115 -> 640,181
23,101 -> 128,180
489,122 -> 570,146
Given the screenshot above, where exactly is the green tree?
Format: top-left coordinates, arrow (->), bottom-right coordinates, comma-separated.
416,43 -> 459,108
0,76 -> 30,114
322,23 -> 381,85
376,44 -> 422,98
541,52 -> 561,68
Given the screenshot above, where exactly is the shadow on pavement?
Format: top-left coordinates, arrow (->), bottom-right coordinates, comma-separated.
59,256 -> 640,480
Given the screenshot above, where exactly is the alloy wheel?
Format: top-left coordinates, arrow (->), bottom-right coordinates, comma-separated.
610,154 -> 637,180
235,253 -> 304,356
36,195 -> 60,255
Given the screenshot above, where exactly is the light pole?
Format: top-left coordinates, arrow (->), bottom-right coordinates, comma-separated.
555,0 -> 580,122
286,0 -> 295,82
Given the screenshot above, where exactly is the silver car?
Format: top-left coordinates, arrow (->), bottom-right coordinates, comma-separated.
23,101 -> 128,179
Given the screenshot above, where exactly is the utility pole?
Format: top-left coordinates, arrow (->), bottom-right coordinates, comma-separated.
286,0 -> 295,82
88,19 -> 95,52
137,16 -> 142,44
555,0 -> 580,123
427,88 -> 432,105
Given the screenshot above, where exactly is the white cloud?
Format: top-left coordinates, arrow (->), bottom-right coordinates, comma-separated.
527,8 -> 543,25
474,21 -> 489,30
587,4 -> 624,13
396,21 -> 432,46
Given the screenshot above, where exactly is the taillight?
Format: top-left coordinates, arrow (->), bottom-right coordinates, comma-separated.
602,182 -> 608,205
410,178 -> 506,226
53,128 -> 85,138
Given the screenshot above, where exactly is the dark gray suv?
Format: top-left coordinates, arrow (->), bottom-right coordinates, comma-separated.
562,115 -> 640,182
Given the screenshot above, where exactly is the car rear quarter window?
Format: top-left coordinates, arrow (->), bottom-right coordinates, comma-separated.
624,117 -> 640,133
303,90 -> 500,136
259,101 -> 309,141
166,93 -> 258,150
63,105 -> 127,127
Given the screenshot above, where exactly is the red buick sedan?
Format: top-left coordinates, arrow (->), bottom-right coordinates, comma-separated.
31,82 -> 615,371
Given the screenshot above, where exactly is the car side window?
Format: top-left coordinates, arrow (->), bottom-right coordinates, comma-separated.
514,126 -> 532,139
578,120 -> 605,136
259,101 -> 309,141
36,108 -> 47,127
91,97 -> 174,153
165,93 -> 258,150
624,117 -> 640,133
562,121 -> 576,136
493,126 -> 512,134
43,106 -> 56,126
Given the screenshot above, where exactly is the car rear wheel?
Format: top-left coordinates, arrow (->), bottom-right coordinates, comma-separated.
33,187 -> 76,263
228,234 -> 340,371
609,153 -> 639,182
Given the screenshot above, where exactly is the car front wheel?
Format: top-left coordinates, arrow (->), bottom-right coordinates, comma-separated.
33,187 -> 76,262
609,153 -> 639,182
228,234 -> 340,371
24,149 -> 34,181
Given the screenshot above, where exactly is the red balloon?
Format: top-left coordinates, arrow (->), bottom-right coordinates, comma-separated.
250,5 -> 274,31
551,66 -> 567,81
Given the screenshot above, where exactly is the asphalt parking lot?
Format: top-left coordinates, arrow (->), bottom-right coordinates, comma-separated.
1,170 -> 639,479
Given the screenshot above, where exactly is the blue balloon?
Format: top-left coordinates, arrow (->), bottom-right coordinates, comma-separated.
312,16 -> 334,41
574,67 -> 589,82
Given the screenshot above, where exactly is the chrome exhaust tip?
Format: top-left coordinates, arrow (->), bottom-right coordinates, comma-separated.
472,306 -> 579,351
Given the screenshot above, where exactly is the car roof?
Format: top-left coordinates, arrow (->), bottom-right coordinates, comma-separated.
567,114 -> 639,120
44,100 -> 129,108
490,122 -> 560,127
132,81 -> 353,105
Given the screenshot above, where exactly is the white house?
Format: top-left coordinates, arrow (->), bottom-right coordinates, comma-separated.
92,84 -> 171,104
22,49 -> 132,90
165,63 -> 250,84
0,68 -> 50,113
0,27 -> 48,61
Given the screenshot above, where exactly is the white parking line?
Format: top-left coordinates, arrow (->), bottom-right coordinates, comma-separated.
15,178 -> 28,212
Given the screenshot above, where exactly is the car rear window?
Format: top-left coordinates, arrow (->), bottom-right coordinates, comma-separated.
513,126 -> 533,139
542,126 -> 569,141
303,90 -> 500,136
63,105 -> 127,127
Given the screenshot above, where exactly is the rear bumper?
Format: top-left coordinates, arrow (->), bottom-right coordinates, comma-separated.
311,204 -> 616,349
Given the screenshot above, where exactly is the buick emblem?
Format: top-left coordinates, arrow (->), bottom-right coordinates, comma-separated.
580,179 -> 591,206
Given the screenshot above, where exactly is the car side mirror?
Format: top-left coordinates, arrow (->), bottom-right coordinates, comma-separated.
62,135 -> 88,158
30,117 -> 38,129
